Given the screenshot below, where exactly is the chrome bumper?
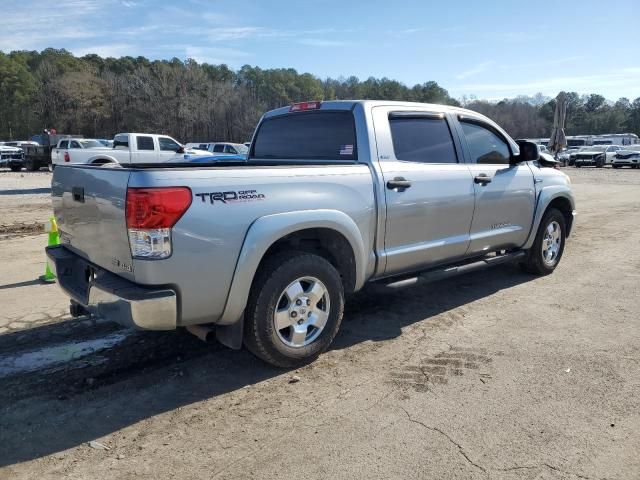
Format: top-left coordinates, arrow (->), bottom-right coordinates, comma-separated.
46,245 -> 177,330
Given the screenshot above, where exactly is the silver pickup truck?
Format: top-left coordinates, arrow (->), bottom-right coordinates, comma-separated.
47,100 -> 575,367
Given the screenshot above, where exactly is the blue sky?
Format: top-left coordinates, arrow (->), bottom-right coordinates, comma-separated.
2,0 -> 639,100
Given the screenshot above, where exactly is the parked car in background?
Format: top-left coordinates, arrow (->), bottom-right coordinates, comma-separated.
612,145 -> 640,168
208,142 -> 249,156
0,145 -> 25,171
4,140 -> 39,148
185,142 -> 211,151
51,139 -> 110,165
185,142 -> 249,156
48,100 -> 575,367
14,135 -> 83,171
97,139 -> 113,147
52,133 -> 210,166
558,147 -> 580,166
574,145 -> 621,168
244,142 -> 251,148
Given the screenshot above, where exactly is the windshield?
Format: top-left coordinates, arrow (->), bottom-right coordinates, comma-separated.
80,140 -> 107,148
587,146 -> 607,152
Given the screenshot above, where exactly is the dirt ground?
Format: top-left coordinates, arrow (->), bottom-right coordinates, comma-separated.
0,167 -> 638,479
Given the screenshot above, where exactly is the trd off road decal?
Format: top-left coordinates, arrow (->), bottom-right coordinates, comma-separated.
195,190 -> 266,204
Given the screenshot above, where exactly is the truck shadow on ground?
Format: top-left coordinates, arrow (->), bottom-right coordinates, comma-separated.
0,264 -> 532,467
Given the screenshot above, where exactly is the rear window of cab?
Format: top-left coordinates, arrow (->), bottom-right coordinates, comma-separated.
251,111 -> 357,161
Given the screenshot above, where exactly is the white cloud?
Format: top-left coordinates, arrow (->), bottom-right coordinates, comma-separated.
72,44 -> 136,58
184,46 -> 250,65
456,61 -> 494,80
298,38 -> 353,47
449,69 -> 640,99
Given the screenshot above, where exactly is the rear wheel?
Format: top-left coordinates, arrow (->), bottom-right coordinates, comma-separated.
244,252 -> 344,368
25,158 -> 39,171
612,164 -> 621,169
521,208 -> 566,276
9,165 -> 22,172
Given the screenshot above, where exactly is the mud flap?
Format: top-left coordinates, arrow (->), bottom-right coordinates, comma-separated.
216,316 -> 244,350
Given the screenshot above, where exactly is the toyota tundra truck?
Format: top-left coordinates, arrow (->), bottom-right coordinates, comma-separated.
47,100 -> 575,367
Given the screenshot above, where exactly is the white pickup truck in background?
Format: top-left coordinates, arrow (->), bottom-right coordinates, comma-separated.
51,133 -> 210,166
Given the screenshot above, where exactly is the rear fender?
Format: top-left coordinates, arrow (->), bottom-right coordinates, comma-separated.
218,209 -> 368,325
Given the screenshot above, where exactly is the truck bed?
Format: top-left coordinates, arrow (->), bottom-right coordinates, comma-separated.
51,163 -> 377,326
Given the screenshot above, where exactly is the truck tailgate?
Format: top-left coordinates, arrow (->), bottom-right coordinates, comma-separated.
51,165 -> 134,281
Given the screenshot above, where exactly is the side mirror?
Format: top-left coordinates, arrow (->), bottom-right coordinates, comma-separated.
514,140 -> 540,163
176,146 -> 185,154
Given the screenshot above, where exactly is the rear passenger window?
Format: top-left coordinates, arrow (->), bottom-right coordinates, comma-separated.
389,115 -> 457,163
137,136 -> 155,151
70,141 -> 81,149
224,145 -> 237,154
59,141 -> 68,149
252,111 -> 357,161
213,144 -> 225,153
460,121 -> 511,164
114,135 -> 129,149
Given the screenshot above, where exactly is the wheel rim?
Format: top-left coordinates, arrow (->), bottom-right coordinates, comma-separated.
541,221 -> 562,266
273,276 -> 330,348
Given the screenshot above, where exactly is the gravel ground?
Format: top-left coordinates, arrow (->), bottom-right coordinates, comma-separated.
0,167 -> 639,479
0,169 -> 52,238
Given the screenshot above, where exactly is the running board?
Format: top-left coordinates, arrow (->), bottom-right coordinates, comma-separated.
382,251 -> 526,289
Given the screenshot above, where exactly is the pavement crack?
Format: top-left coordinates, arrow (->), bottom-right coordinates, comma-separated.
496,463 -> 595,479
399,406 -> 486,473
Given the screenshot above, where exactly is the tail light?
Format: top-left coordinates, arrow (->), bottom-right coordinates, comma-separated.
290,101 -> 321,112
64,152 -> 70,162
125,187 -> 191,259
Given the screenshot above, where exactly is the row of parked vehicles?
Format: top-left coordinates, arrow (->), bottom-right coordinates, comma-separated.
0,134 -> 250,171
557,144 -> 640,168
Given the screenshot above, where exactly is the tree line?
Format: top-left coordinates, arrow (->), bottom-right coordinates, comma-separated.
1,48 -> 639,143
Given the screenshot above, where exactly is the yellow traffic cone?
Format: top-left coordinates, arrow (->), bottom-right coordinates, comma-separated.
40,216 -> 59,283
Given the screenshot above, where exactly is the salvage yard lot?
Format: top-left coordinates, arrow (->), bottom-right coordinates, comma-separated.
0,168 -> 638,479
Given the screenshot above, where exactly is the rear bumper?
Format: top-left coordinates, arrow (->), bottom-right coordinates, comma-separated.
46,245 -> 177,330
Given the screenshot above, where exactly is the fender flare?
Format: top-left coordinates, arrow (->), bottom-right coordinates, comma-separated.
523,186 -> 576,250
217,209 -> 368,325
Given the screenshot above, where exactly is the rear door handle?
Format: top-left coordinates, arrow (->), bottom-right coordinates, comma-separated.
474,174 -> 492,185
386,177 -> 412,191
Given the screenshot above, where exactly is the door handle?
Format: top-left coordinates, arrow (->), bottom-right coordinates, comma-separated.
474,174 -> 492,185
386,177 -> 412,191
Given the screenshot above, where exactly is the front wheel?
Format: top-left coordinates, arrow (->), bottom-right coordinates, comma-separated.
521,208 -> 566,275
9,165 -> 22,172
244,252 -> 345,368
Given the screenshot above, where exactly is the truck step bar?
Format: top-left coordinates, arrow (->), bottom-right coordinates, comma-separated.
381,250 -> 527,290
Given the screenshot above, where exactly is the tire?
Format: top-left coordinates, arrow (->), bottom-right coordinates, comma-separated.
612,165 -> 621,169
25,158 -> 39,171
521,208 -> 566,276
9,165 -> 22,172
595,158 -> 604,168
244,252 -> 345,368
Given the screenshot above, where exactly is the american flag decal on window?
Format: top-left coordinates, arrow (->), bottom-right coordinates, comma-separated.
339,144 -> 354,155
